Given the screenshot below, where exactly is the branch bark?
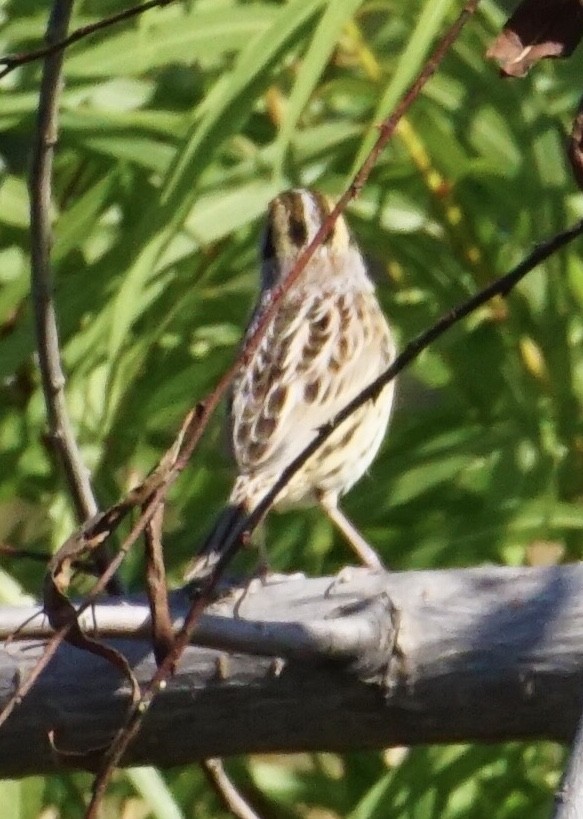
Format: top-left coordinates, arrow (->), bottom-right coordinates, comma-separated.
0,563 -> 579,777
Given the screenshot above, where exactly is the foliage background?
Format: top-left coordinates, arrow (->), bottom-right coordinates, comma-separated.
1,0 -> 582,815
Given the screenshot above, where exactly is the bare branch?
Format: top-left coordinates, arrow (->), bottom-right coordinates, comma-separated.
28,0 -> 123,596
29,1 -> 94,520
0,0 -> 177,81
0,582 -> 396,667
0,423 -> 195,734
0,485 -> 165,730
45,408 -> 199,603
0,621 -> 68,731
1,564 -> 583,776
144,503 -> 173,665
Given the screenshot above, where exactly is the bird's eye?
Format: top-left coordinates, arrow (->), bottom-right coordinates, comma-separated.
287,214 -> 307,249
261,223 -> 277,263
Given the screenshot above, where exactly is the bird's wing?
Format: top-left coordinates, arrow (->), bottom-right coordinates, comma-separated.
229,288 -> 394,475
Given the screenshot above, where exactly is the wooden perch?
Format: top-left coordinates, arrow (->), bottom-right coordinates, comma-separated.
0,564 -> 580,778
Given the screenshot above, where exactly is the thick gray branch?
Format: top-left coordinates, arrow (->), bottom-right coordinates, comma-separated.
0,564 -> 579,777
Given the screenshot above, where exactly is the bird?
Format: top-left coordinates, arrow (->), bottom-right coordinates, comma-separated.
186,188 -> 396,581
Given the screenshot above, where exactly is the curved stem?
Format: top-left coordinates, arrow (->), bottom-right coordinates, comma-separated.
29,0 -> 123,594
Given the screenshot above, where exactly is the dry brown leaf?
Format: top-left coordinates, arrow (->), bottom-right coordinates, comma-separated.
487,0 -> 583,77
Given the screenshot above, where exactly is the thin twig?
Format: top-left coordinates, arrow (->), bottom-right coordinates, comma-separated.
0,415 -> 198,733
29,1 -> 90,517
144,503 -> 173,666
29,0 -> 123,594
202,759 -> 262,819
0,487 -> 164,733
0,489 -> 162,730
0,623 -> 69,729
0,544 -> 48,563
0,0 -> 177,81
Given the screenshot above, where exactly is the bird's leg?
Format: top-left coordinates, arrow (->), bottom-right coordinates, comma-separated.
318,493 -> 385,570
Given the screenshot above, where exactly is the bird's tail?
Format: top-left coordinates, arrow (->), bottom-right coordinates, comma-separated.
183,503 -> 249,583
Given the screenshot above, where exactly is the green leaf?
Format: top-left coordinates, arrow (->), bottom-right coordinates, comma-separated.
54,175 -> 113,261
65,6 -> 278,77
125,767 -> 185,819
185,179 -> 282,244
160,0 -> 324,219
0,176 -> 29,229
272,0 -> 366,171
